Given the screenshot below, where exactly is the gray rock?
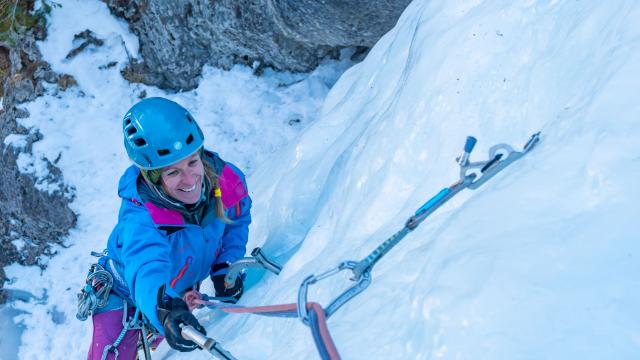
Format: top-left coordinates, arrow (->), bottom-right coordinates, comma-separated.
0,32 -> 77,303
105,0 -> 411,90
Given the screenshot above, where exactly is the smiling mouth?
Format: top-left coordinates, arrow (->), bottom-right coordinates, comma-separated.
179,184 -> 197,193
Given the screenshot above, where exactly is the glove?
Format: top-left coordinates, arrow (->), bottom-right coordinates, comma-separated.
156,285 -> 206,352
212,274 -> 244,303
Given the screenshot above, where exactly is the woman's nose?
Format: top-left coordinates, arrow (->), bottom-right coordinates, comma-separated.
181,170 -> 198,184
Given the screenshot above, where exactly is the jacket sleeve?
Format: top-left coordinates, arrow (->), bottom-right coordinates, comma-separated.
119,206 -> 177,333
211,194 -> 252,275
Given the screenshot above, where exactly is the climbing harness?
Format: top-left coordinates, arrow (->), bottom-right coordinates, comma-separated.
189,133 -> 540,360
99,300 -> 155,360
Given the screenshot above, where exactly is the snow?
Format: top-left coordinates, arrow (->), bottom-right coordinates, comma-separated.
2,0 -> 640,359
10,239 -> 26,253
2,134 -> 28,150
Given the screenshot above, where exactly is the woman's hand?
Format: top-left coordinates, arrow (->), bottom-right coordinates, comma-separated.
212,274 -> 244,302
156,285 -> 206,352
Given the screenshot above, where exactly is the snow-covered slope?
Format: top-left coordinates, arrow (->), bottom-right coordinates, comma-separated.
4,0 -> 640,359
215,1 -> 640,358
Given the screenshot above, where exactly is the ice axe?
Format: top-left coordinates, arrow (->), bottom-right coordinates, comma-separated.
180,323 -> 237,360
223,247 -> 282,290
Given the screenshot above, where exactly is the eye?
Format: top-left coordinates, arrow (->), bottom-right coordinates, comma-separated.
188,159 -> 199,167
164,169 -> 179,177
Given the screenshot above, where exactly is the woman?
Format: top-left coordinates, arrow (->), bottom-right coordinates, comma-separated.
86,97 -> 251,359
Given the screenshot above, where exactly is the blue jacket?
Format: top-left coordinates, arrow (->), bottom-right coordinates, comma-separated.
106,152 -> 251,331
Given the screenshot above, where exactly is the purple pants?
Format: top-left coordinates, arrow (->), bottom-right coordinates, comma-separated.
87,308 -> 164,360
87,308 -> 141,360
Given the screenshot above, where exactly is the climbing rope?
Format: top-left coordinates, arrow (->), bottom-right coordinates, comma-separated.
183,292 -> 341,360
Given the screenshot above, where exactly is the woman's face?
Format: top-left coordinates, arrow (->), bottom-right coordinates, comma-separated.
160,152 -> 205,204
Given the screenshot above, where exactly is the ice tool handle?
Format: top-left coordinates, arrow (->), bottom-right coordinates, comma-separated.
180,324 -> 237,360
224,247 -> 283,289
297,132 -> 541,326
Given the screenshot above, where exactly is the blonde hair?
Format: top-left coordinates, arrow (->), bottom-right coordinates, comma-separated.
140,152 -> 231,223
202,160 -> 231,223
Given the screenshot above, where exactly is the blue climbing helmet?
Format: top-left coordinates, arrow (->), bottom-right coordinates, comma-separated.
122,97 -> 205,170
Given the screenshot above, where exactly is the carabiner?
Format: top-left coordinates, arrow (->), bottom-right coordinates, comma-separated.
297,261 -> 367,325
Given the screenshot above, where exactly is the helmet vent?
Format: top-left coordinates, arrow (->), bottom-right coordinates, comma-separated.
134,138 -> 147,147
185,134 -> 194,145
124,118 -> 131,126
157,149 -> 170,156
126,127 -> 137,135
186,114 -> 194,123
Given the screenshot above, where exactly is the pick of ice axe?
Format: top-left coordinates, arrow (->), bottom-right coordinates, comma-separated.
223,247 -> 282,288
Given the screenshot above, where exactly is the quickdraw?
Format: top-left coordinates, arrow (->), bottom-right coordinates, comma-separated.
76,252 -> 113,321
295,132 -> 541,355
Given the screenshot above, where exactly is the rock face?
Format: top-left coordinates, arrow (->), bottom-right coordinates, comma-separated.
105,0 -> 412,90
0,0 -> 409,300
0,26 -> 77,302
